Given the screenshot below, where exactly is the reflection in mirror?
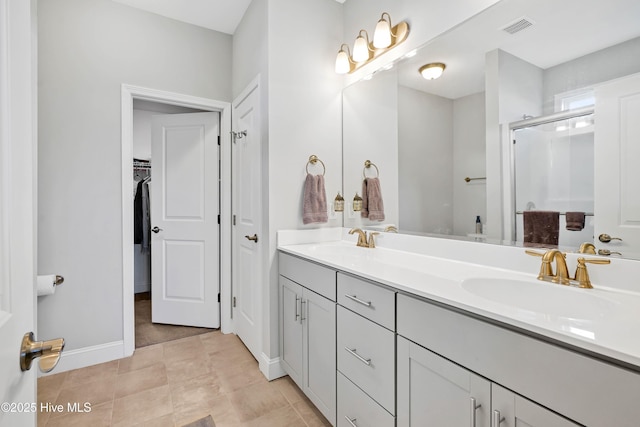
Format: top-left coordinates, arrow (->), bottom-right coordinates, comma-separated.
342,0 -> 640,258
512,111 -> 594,248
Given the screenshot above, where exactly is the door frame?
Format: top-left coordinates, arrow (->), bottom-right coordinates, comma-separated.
121,84 -> 232,356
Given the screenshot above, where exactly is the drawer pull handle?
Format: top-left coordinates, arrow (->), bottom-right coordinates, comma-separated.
294,296 -> 300,321
344,294 -> 372,307
344,416 -> 358,427
300,300 -> 306,322
492,410 -> 505,427
470,397 -> 481,427
345,347 -> 371,366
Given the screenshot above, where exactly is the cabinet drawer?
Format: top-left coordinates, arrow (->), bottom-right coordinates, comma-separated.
337,372 -> 394,427
337,306 -> 395,414
279,252 -> 336,301
337,273 -> 395,330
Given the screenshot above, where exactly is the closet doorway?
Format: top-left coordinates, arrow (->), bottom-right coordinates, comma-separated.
133,101 -> 217,348
121,85 -> 232,355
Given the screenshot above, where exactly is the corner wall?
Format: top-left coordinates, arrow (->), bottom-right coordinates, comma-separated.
37,0 -> 231,359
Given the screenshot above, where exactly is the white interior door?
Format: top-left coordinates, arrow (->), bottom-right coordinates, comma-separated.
0,0 -> 37,424
232,81 -> 262,361
595,73 -> 640,258
151,112 -> 220,328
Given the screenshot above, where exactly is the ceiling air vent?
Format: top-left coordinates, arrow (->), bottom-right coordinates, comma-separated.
500,17 -> 535,35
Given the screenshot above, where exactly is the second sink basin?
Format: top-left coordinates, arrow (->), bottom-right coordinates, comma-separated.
460,277 -> 619,320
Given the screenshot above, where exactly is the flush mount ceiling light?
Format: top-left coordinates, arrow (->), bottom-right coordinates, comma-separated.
335,12 -> 410,75
419,62 -> 446,80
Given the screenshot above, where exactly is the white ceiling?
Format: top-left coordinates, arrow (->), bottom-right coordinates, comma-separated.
397,0 -> 640,99
110,0 -> 252,34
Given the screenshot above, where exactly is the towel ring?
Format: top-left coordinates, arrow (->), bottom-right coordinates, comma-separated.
363,160 -> 379,179
306,155 -> 326,176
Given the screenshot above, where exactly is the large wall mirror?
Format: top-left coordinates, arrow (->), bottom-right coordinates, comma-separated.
343,0 -> 640,259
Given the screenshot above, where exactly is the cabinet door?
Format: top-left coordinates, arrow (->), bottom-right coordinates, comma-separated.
280,277 -> 303,387
397,336 -> 490,427
304,288 -> 337,425
492,384 -> 580,427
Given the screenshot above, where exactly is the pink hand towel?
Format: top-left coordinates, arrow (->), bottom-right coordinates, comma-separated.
302,173 -> 328,224
361,177 -> 385,221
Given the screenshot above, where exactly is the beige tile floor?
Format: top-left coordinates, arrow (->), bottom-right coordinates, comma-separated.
37,331 -> 331,427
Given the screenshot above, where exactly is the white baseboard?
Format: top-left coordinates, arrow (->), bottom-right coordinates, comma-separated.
259,353 -> 287,381
38,340 -> 125,377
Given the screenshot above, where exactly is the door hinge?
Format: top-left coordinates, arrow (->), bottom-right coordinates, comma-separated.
232,214 -> 236,226
217,293 -> 220,303
217,135 -> 221,146
233,296 -> 237,307
217,214 -> 220,225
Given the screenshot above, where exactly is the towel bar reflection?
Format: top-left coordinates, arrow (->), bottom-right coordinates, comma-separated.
516,211 -> 594,216
306,155 -> 326,176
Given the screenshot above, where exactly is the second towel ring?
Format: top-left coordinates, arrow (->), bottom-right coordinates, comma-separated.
363,160 -> 379,179
306,155 -> 326,176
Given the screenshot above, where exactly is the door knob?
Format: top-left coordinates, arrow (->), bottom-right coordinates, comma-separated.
245,234 -> 258,243
151,226 -> 163,233
599,233 -> 622,243
20,332 -> 65,373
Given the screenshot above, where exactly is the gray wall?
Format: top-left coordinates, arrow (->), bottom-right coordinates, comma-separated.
398,86 -> 453,234
543,37 -> 640,114
37,0 -> 232,351
453,92 -> 486,235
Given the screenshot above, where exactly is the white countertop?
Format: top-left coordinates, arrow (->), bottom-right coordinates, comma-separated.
277,229 -> 640,370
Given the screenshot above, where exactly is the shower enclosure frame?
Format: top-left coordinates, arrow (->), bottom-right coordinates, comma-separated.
507,105 -> 595,242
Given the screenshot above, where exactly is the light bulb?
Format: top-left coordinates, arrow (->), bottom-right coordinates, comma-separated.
373,17 -> 392,48
353,35 -> 370,62
335,49 -> 351,74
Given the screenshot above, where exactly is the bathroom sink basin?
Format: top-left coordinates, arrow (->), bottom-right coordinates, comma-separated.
460,277 -> 619,320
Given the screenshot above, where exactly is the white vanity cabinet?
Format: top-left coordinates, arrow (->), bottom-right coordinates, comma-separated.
279,253 -> 337,425
397,336 -> 578,427
397,293 -> 640,427
397,336 -> 491,427
336,273 -> 396,427
491,383 -> 579,427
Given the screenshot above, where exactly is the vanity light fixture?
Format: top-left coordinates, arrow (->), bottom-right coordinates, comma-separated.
335,12 -> 409,75
335,44 -> 355,74
419,62 -> 446,80
353,30 -> 374,62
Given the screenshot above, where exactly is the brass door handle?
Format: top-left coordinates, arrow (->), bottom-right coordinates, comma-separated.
245,234 -> 258,243
599,233 -> 622,243
20,332 -> 65,373
598,249 -> 623,256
